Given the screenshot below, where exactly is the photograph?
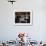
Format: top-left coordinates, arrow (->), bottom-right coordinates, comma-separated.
15,10 -> 32,26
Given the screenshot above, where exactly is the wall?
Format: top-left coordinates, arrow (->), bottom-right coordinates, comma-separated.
0,0 -> 46,42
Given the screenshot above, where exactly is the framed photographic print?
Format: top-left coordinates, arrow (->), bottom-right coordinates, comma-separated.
15,10 -> 32,26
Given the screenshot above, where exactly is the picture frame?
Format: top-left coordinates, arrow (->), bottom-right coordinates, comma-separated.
14,10 -> 32,26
